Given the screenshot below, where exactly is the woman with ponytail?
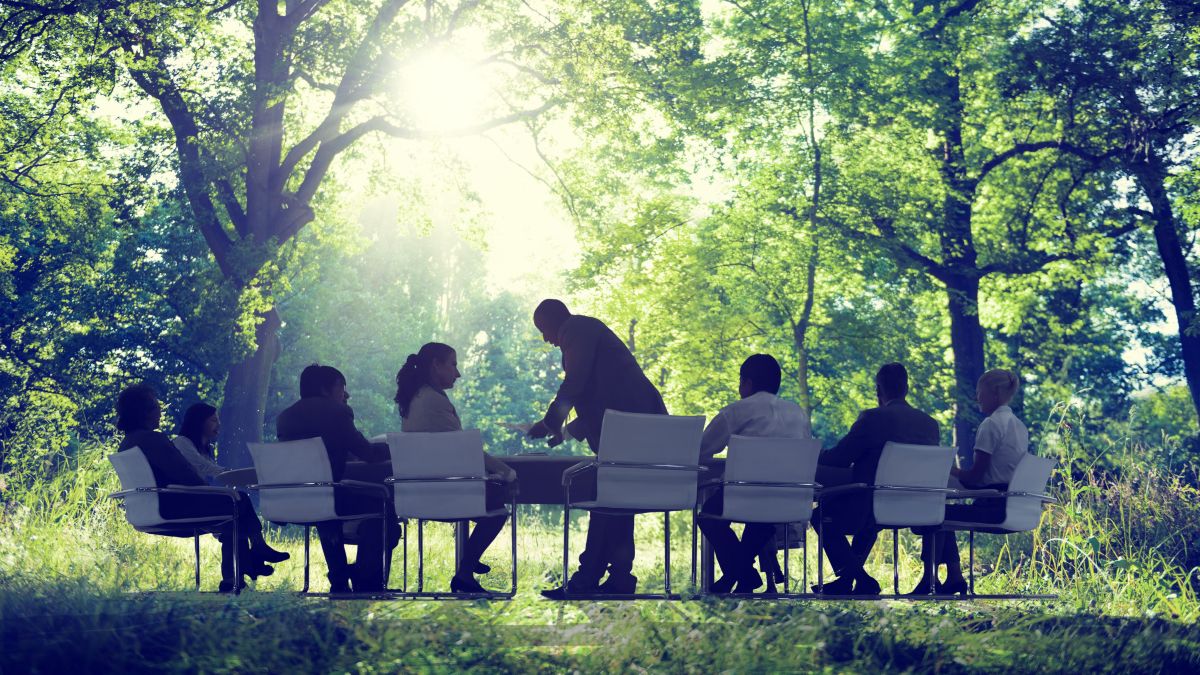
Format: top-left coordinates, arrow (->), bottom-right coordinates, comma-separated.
395,343 -> 516,593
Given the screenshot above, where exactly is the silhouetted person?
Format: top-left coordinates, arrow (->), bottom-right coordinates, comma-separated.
813,363 -> 939,595
528,299 -> 668,597
396,342 -> 515,593
173,401 -> 288,564
276,364 -> 398,593
115,384 -> 278,592
910,368 -> 1028,595
696,354 -> 812,594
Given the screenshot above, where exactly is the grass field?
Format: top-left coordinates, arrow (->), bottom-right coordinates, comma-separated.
3,436 -> 1200,673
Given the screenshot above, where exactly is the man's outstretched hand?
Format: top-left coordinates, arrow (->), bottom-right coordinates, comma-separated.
528,420 -> 564,447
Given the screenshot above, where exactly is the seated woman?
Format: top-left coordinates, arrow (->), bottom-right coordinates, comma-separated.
395,342 -> 517,594
173,401 -> 289,566
911,369 -> 1029,595
115,384 -> 282,591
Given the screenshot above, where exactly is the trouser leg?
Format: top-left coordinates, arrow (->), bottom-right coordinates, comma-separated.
458,515 -> 506,575
740,523 -> 777,571
696,491 -> 749,578
316,521 -> 351,588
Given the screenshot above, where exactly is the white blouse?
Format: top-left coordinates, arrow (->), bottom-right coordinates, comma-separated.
172,435 -> 227,479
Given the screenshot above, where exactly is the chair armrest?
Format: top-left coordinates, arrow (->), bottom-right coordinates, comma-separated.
945,488 -> 1005,500
816,483 -> 870,499
562,460 -> 597,486
722,480 -> 819,489
109,485 -> 239,502
997,490 -> 1056,503
384,475 -> 487,484
338,479 -> 390,497
596,460 -> 709,472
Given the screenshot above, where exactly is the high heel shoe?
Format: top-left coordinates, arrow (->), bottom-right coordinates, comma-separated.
938,577 -> 969,596
255,545 -> 290,564
450,574 -> 490,594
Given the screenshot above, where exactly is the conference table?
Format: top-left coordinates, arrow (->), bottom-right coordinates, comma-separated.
219,454 -> 730,590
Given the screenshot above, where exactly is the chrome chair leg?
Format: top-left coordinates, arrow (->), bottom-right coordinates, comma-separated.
402,520 -> 408,592
663,511 -> 671,596
562,500 -> 570,593
892,529 -> 900,596
193,535 -> 202,591
817,513 -> 824,592
968,530 -> 975,596
302,525 -> 311,593
802,534 -> 808,595
510,499 -> 518,595
926,531 -> 938,596
690,505 -> 698,589
232,512 -> 240,593
782,524 -> 790,595
417,519 -> 425,593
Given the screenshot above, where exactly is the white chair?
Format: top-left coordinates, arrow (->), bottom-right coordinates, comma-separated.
246,438 -> 392,595
695,436 -> 822,596
560,410 -> 706,599
384,430 -> 517,599
108,448 -> 242,591
941,453 -> 1057,598
817,442 -> 958,596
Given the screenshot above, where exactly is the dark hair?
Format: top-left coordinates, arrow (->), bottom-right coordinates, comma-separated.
875,362 -> 909,400
395,343 -> 456,418
179,402 -> 218,457
533,298 -> 570,325
116,383 -> 159,433
740,354 -> 782,394
299,364 -> 346,398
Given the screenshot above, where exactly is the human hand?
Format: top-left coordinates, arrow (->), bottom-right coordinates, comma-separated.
546,432 -> 564,448
527,420 -> 553,439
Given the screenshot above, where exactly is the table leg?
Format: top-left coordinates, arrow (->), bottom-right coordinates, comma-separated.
455,521 -> 468,569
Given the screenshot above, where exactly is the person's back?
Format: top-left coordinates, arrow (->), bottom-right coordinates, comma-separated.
972,405 -> 1028,487
833,400 -> 941,484
557,313 -> 667,446
276,385 -> 386,481
401,384 -> 462,432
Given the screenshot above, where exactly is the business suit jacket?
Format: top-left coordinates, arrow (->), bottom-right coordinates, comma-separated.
819,399 -> 941,485
543,314 -> 667,452
275,396 -> 389,482
118,429 -> 226,519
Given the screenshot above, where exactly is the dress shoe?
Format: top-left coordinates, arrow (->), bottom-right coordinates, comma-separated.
598,573 -> 638,595
710,574 -> 737,594
906,575 -> 937,596
851,575 -> 882,596
541,576 -> 601,599
732,570 -> 763,595
218,579 -> 241,593
450,574 -> 491,594
474,561 -> 491,575
244,561 -> 274,580
938,577 -> 969,596
255,546 -> 290,564
813,575 -> 855,595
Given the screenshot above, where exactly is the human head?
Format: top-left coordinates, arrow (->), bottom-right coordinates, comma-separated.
875,363 -> 908,405
116,382 -> 161,433
533,299 -> 571,346
395,343 -> 458,418
179,402 -> 219,453
738,354 -> 782,398
299,364 -> 348,402
976,369 -> 1019,415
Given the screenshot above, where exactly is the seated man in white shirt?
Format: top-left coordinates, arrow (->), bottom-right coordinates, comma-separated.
696,354 -> 812,594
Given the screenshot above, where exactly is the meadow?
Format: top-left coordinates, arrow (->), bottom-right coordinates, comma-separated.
4,415 -> 1200,674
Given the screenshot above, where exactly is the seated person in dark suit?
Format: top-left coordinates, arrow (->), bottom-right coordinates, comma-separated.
696,354 -> 812,594
276,364 -> 398,593
115,383 -> 279,592
813,363 -> 940,595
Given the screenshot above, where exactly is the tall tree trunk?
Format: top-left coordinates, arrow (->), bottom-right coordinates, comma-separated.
945,274 -> 986,459
1137,161 -> 1200,427
216,307 -> 282,468
792,242 -> 819,417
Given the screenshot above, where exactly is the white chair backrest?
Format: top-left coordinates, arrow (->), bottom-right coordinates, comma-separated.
388,430 -> 488,520
999,454 -> 1056,531
722,436 -> 821,524
248,438 -> 338,523
872,442 -> 957,527
594,410 -> 705,511
108,448 -> 165,527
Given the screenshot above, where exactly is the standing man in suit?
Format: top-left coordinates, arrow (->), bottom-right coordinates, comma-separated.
813,362 -> 940,595
527,299 -> 668,598
276,364 -> 397,593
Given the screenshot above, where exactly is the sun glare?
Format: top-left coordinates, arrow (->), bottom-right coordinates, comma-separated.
398,45 -> 492,134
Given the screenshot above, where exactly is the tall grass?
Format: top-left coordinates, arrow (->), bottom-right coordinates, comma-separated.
4,409 -> 1200,672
